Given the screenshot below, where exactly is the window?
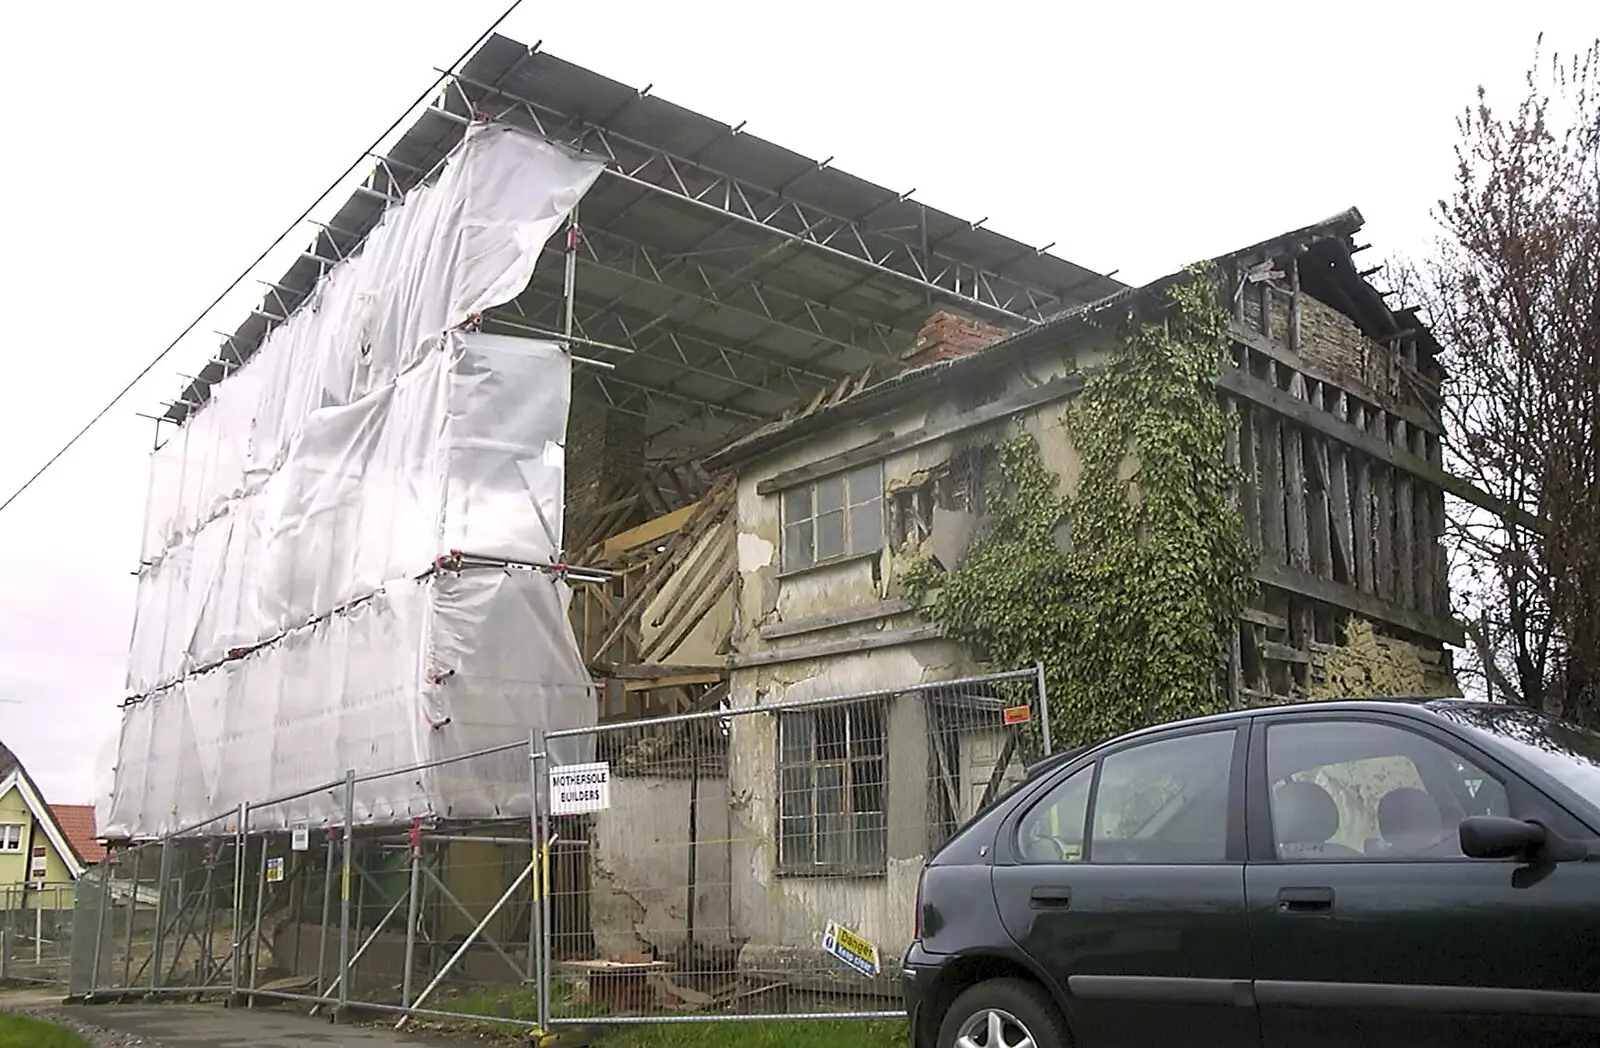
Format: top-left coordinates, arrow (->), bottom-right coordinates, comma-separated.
1090,730 -> 1235,864
781,464 -> 884,571
1265,720 -> 1509,861
778,700 -> 886,875
1434,704 -> 1600,808
0,824 -> 22,852
1018,766 -> 1091,862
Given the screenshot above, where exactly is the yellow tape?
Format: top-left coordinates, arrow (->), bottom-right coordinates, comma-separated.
341,859 -> 351,903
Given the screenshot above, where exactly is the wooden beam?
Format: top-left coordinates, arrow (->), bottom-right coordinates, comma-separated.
727,624 -> 943,670
622,673 -> 724,693
590,662 -> 726,680
755,373 -> 1089,496
1216,363 -> 1549,536
757,599 -> 913,641
1254,560 -> 1464,647
1240,607 -> 1290,632
603,502 -> 700,559
1230,324 -> 1440,435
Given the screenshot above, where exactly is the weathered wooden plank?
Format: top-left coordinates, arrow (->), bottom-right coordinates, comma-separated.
1230,324 -> 1440,436
622,673 -> 724,693
1254,561 -> 1465,647
1326,390 -> 1356,586
603,502 -> 700,559
1216,364 -> 1546,536
1395,418 -> 1416,611
1260,398 -> 1287,561
1306,386 -> 1334,581
642,557 -> 736,663
728,624 -> 944,669
1283,374 -> 1311,573
1262,641 -> 1312,665
758,598 -> 913,641
755,373 -> 1089,496
1353,419 -> 1375,595
1240,606 -> 1290,632
591,662 -> 726,680
1237,401 -> 1262,545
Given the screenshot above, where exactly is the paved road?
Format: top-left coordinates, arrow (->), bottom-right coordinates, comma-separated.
2,992 -> 468,1047
75,1005 -> 456,1047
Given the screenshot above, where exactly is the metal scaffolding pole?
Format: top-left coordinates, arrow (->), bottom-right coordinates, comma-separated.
229,805 -> 247,999
401,822 -> 423,1008
248,830 -> 269,1003
148,837 -> 172,993
336,769 -> 355,1019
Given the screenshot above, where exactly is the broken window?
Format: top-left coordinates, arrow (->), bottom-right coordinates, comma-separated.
777,699 -> 888,876
780,464 -> 884,571
891,447 -> 993,554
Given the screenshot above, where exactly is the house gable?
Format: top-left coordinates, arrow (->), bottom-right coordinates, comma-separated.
0,771 -> 87,880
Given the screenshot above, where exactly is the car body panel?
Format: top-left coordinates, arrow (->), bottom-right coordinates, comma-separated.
906,699 -> 1600,1048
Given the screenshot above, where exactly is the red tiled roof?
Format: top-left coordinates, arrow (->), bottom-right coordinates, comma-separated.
49,804 -> 104,865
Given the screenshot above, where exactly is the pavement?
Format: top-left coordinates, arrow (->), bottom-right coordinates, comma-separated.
1,990 -> 487,1047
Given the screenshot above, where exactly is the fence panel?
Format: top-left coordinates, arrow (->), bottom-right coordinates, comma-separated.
2,882 -> 77,985
541,666 -> 1049,1026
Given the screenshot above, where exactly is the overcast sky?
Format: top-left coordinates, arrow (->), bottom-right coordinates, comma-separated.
0,1 -> 1590,804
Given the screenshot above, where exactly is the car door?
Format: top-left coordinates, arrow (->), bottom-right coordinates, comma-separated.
991,724 -> 1258,1048
1244,710 -> 1600,1048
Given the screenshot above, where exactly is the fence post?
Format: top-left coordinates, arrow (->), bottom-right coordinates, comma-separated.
526,730 -> 545,1028
400,817 -> 423,1008
249,810 -> 270,1003
229,803 -> 247,1002
336,769 -> 355,1019
535,742 -> 553,1033
1,890 -> 10,982
91,853 -> 113,995
149,835 -> 173,993
1034,662 -> 1053,756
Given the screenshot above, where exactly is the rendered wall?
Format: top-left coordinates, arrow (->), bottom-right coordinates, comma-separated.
104,124 -> 607,839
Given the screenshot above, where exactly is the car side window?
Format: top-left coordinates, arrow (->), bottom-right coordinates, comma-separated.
1089,730 -> 1235,864
1017,766 -> 1091,863
1265,720 -> 1511,861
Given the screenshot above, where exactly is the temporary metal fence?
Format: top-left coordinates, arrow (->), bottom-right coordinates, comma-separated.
69,665 -> 1049,1036
1,882 -> 77,985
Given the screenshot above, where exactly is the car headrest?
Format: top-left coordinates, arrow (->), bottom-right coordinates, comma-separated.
1273,779 -> 1340,845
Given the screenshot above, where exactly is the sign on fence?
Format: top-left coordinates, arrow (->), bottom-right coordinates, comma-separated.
266,857 -> 285,883
822,921 -> 881,979
549,761 -> 612,815
291,825 -> 309,852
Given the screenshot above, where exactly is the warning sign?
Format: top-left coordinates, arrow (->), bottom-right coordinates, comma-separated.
291,825 -> 310,852
265,857 -> 285,884
549,762 -> 612,816
1003,705 -> 1032,726
822,921 -> 881,979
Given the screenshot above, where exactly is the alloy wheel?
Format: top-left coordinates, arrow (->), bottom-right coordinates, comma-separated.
954,1006 -> 1036,1048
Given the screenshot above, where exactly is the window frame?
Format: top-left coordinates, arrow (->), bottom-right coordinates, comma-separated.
1007,723 -> 1247,866
775,698 -> 889,878
1244,711 -> 1559,865
0,823 -> 22,853
777,463 -> 885,574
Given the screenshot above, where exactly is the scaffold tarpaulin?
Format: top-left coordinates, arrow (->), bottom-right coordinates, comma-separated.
103,123 -> 606,838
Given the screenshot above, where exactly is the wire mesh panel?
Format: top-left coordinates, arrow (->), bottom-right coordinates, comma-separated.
541,666 -> 1048,1025
1,883 -> 76,985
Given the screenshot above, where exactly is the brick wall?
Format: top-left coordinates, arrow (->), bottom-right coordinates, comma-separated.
901,311 -> 1010,368
566,402 -> 644,522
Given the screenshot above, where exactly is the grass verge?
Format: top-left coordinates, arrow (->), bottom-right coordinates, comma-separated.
0,1014 -> 90,1048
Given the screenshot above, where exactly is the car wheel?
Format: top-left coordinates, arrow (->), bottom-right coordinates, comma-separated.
937,977 -> 1070,1048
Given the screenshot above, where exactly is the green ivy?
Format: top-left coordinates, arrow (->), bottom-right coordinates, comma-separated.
904,265 -> 1257,748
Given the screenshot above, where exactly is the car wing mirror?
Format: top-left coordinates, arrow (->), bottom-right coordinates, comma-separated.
1460,816 -> 1588,862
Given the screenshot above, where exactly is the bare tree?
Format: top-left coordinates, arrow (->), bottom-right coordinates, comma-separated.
1405,37 -> 1600,723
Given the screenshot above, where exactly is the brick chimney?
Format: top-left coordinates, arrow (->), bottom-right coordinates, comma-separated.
901,311 -> 1009,368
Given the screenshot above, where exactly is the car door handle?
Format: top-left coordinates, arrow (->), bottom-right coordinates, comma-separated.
1277,886 -> 1334,914
1029,886 -> 1072,910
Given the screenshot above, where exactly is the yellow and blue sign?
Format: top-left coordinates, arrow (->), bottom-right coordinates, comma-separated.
822,921 -> 881,979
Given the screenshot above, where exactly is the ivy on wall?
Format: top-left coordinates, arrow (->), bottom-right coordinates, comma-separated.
903,266 -> 1257,748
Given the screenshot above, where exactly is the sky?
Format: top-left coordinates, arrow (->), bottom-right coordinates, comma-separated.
0,0 -> 1590,805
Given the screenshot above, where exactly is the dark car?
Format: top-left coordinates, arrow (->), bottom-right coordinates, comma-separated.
902,698 -> 1600,1048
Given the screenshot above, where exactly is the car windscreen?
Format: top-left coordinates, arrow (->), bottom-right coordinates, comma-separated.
1433,704 -> 1600,811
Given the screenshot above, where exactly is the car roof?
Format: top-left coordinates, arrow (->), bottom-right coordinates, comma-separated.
1094,696 -> 1489,749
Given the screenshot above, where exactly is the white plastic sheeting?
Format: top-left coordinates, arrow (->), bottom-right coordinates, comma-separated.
104,123 -> 606,838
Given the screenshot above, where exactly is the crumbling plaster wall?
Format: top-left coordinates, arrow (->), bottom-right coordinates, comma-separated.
721,338 -> 1106,972
589,775 -> 733,959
